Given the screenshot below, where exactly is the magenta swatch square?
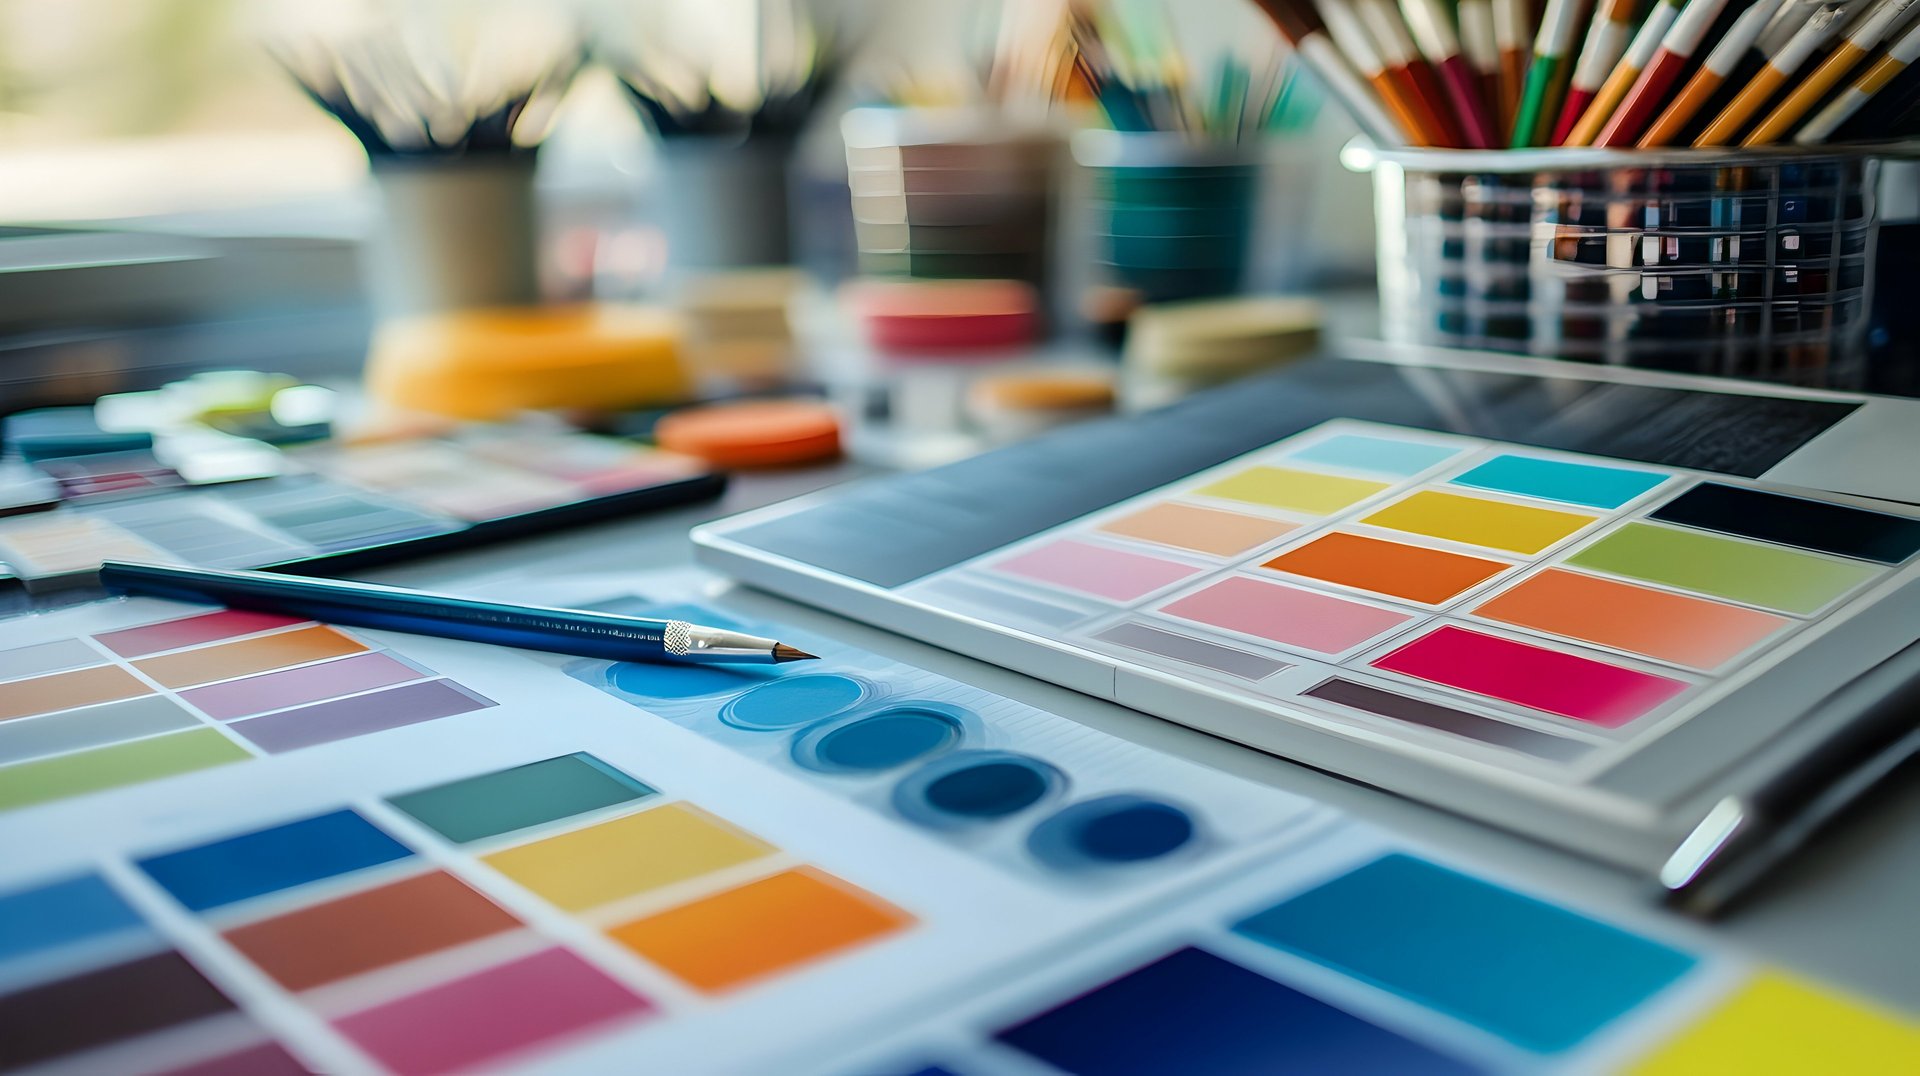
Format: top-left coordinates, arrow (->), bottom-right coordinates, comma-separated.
991,539 -> 1201,601
333,948 -> 652,1075
94,610 -> 308,658
181,651 -> 426,721
1160,576 -> 1413,654
1371,626 -> 1687,727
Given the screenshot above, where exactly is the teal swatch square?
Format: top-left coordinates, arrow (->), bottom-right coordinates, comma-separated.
388,753 -> 655,844
1288,434 -> 1460,477
1232,854 -> 1695,1052
1452,455 -> 1667,509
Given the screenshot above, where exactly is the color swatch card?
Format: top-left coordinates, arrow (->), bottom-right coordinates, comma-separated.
0,586 -> 1331,1074
700,419 -> 1920,869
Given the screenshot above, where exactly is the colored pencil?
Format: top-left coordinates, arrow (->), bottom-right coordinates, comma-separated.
1795,13 -> 1920,139
1593,0 -> 1734,144
1744,0 -> 1920,141
1402,0 -> 1503,143
1357,0 -> 1468,142
1458,0 -> 1507,128
1493,0 -> 1536,128
1637,0 -> 1786,144
1694,1 -> 1854,143
1511,0 -> 1595,144
1320,0 -> 1437,142
1551,0 -> 1648,142
1249,0 -> 1415,143
1563,0 -> 1684,142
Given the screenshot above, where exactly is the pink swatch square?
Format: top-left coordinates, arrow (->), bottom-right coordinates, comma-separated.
1160,576 -> 1414,654
334,948 -> 652,1075
1372,625 -> 1688,727
991,539 -> 1203,601
94,610 -> 307,658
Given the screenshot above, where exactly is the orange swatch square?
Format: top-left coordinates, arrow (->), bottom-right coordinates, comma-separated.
1264,532 -> 1509,604
223,870 -> 520,991
1473,569 -> 1789,669
134,626 -> 366,688
0,665 -> 148,722
608,868 -> 910,994
1098,502 -> 1299,557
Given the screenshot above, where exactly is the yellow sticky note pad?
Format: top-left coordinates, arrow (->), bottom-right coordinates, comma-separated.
1632,972 -> 1920,1075
1363,490 -> 1594,554
483,802 -> 773,912
1194,467 -> 1388,515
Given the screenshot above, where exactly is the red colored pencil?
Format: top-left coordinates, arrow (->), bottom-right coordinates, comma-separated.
1593,0 -> 1735,145
1358,0 -> 1469,142
1551,0 -> 1647,142
1402,0 -> 1504,144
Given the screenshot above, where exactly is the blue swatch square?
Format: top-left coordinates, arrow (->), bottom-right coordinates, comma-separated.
1451,455 -> 1667,509
1232,855 -> 1695,1052
1287,435 -> 1460,477
136,809 -> 412,913
0,874 -> 146,963
995,947 -> 1478,1075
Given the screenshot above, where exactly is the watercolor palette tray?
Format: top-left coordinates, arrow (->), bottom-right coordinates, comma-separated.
0,429 -> 723,589
3,581 -> 1911,1074
695,415 -> 1920,870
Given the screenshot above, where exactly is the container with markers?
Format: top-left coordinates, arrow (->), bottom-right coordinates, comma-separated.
1366,144 -> 1891,389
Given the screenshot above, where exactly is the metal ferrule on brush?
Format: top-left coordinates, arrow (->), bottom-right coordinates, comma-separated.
667,621 -> 798,663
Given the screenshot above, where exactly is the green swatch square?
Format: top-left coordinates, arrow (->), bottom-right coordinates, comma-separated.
388,753 -> 655,844
1567,523 -> 1878,615
0,729 -> 249,812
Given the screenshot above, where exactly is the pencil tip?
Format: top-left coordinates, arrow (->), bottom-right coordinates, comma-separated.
773,644 -> 818,663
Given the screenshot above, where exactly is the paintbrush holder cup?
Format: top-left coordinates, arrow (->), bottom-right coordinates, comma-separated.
653,137 -> 796,270
1369,145 -> 1886,389
842,108 -> 1064,304
366,158 -> 540,319
1073,131 -> 1264,303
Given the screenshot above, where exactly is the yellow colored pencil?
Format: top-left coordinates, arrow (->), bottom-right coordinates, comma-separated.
1796,15 -> 1920,140
1744,0 -> 1920,142
1563,0 -> 1683,145
1693,2 -> 1854,145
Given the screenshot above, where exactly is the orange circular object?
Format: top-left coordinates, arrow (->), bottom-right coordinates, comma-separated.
654,399 -> 842,468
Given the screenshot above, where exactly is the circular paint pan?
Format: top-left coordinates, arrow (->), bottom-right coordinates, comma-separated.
602,660 -> 777,701
891,750 -> 1062,827
720,673 -> 872,731
1026,794 -> 1197,870
791,701 -> 967,774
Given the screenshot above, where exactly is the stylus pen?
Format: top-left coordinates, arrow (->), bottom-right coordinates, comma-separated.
96,561 -> 816,665
1657,638 -> 1920,918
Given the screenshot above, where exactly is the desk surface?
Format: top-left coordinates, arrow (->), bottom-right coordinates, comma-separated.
365,457 -> 1920,1014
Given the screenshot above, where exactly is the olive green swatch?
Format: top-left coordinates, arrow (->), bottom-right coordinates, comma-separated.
0,729 -> 249,812
1567,523 -> 1878,615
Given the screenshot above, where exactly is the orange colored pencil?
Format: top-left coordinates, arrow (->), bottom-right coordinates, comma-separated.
1745,0 -> 1920,142
1796,15 -> 1920,140
1493,0 -> 1535,129
1694,2 -> 1854,144
1638,0 -> 1788,144
1321,0 -> 1438,143
1357,0 -> 1467,142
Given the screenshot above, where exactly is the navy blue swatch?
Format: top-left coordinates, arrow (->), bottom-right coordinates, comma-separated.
137,809 -> 413,912
1027,794 -> 1195,869
995,947 -> 1478,1075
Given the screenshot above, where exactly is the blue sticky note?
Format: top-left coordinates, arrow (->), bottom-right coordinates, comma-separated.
0,874 -> 145,963
1288,434 -> 1460,477
996,947 -> 1478,1074
136,809 -> 412,913
1451,455 -> 1667,509
1233,855 -> 1695,1053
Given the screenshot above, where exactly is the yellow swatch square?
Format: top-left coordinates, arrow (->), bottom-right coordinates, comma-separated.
1194,467 -> 1388,515
483,802 -> 772,912
1632,972 -> 1920,1075
1362,490 -> 1594,554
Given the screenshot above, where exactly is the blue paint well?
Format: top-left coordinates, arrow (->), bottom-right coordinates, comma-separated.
722,674 -> 867,730
1451,454 -> 1666,509
1288,434 -> 1459,477
0,874 -> 146,963
1232,854 -> 1696,1053
1027,794 -> 1195,868
893,751 -> 1058,825
996,947 -> 1480,1075
136,810 -> 413,913
603,659 -> 778,701
794,704 -> 963,773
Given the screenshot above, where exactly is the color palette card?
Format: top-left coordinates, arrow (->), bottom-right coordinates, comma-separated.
705,418 -> 1920,871
809,818 -> 1920,1076
0,584 -> 1334,1074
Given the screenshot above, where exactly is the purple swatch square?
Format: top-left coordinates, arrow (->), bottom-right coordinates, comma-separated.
230,680 -> 494,753
181,651 -> 427,721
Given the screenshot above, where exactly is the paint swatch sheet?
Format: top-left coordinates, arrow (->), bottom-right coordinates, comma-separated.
1,577 -> 1913,1074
